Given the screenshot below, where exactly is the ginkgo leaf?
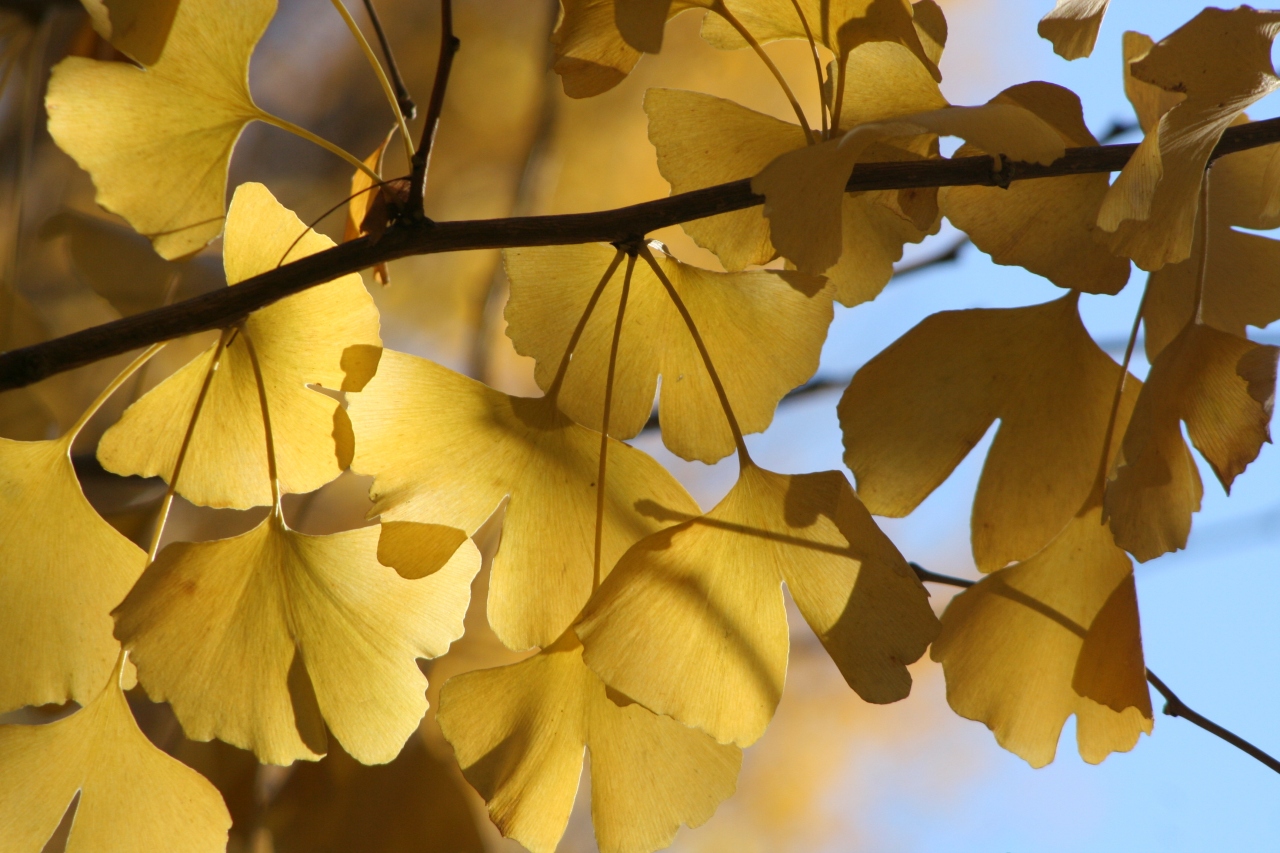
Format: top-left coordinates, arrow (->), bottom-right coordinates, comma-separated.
47,0 -> 274,258
113,514 -> 479,765
1105,323 -> 1278,562
839,293 -> 1138,572
265,735 -> 486,853
1142,127 -> 1280,360
438,632 -> 740,853
577,465 -> 937,747
41,210 -> 225,316
0,664 -> 230,853
932,501 -> 1153,768
754,103 -> 1065,276
939,83 -> 1130,294
97,183 -> 382,509
552,0 -> 699,97
504,241 -> 831,461
1098,8 -> 1280,271
81,0 -> 181,65
646,88 -> 939,306
700,0 -> 941,82
1037,0 -> 1109,61
0,432 -> 147,713
348,350 -> 701,652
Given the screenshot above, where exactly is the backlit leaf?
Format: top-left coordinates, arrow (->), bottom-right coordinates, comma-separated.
839,293 -> 1138,572
81,0 -> 181,65
438,632 -> 740,853
97,183 -> 382,509
114,515 -> 479,765
577,465 -> 937,746
348,350 -> 701,651
504,241 -> 831,461
1037,0 -> 1109,60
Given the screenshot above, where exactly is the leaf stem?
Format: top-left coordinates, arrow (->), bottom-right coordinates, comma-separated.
1193,171 -> 1211,323
360,0 -> 416,119
593,253 -> 635,592
711,0 -> 814,144
1093,281 -> 1150,496
65,343 -> 165,441
830,53 -> 848,136
146,329 -> 232,561
408,0 -> 460,216
639,243 -> 752,465
241,329 -> 281,509
787,0 -> 827,137
329,0 -> 415,165
909,562 -> 1280,777
546,247 -> 625,401
256,112 -> 381,184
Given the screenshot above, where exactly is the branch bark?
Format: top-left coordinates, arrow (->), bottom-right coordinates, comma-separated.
406,0 -> 457,216
5,115 -> 1280,391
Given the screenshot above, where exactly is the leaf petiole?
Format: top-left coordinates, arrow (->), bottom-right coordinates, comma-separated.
328,0 -> 416,166
593,253 -> 636,592
256,112 -> 382,184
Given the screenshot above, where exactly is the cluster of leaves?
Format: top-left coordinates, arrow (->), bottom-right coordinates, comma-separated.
1,0 -> 1279,851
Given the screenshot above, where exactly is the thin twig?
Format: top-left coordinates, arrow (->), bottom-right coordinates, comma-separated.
407,0 -> 458,217
909,563 -> 1280,776
5,115 -> 1280,392
360,0 -> 415,119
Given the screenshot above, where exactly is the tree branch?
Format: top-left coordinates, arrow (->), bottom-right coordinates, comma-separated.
5,115 -> 1280,392
908,563 -> 1280,776
407,0 -> 457,216
360,0 -> 415,120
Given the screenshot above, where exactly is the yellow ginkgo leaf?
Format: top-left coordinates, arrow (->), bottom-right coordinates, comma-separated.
754,102 -> 1065,276
47,0 -> 273,258
438,632 -> 740,853
504,241 -> 831,461
1037,0 -> 1109,61
348,349 -> 701,652
932,501 -> 1153,768
939,83 -> 1130,294
701,0 -> 940,82
113,514 -> 479,765
1105,323 -> 1278,562
577,465 -> 937,747
264,734 -> 486,853
97,183 -> 382,509
0,431 -> 147,713
1097,8 -> 1280,271
1142,127 -> 1280,360
552,0 -> 701,97
81,0 -> 181,65
646,88 -> 939,306
41,210 -> 225,317
839,293 -> 1138,572
0,664 -> 230,853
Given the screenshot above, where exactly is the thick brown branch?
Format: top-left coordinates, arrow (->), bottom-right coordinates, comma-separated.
5,115 -> 1280,391
909,563 -> 1280,776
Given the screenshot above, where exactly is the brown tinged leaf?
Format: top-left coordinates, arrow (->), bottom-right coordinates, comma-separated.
646,88 -> 939,306
504,241 -> 832,462
1105,323 -> 1278,562
939,83 -> 1130,294
114,515 -> 480,765
97,183 -> 382,509
437,632 -> 740,853
0,662 -> 231,853
839,293 -> 1138,572
931,501 -> 1153,768
576,465 -> 938,747
1098,8 -> 1280,271
552,0 -> 701,97
1037,0 -> 1110,61
347,350 -> 701,651
344,131 -> 398,285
